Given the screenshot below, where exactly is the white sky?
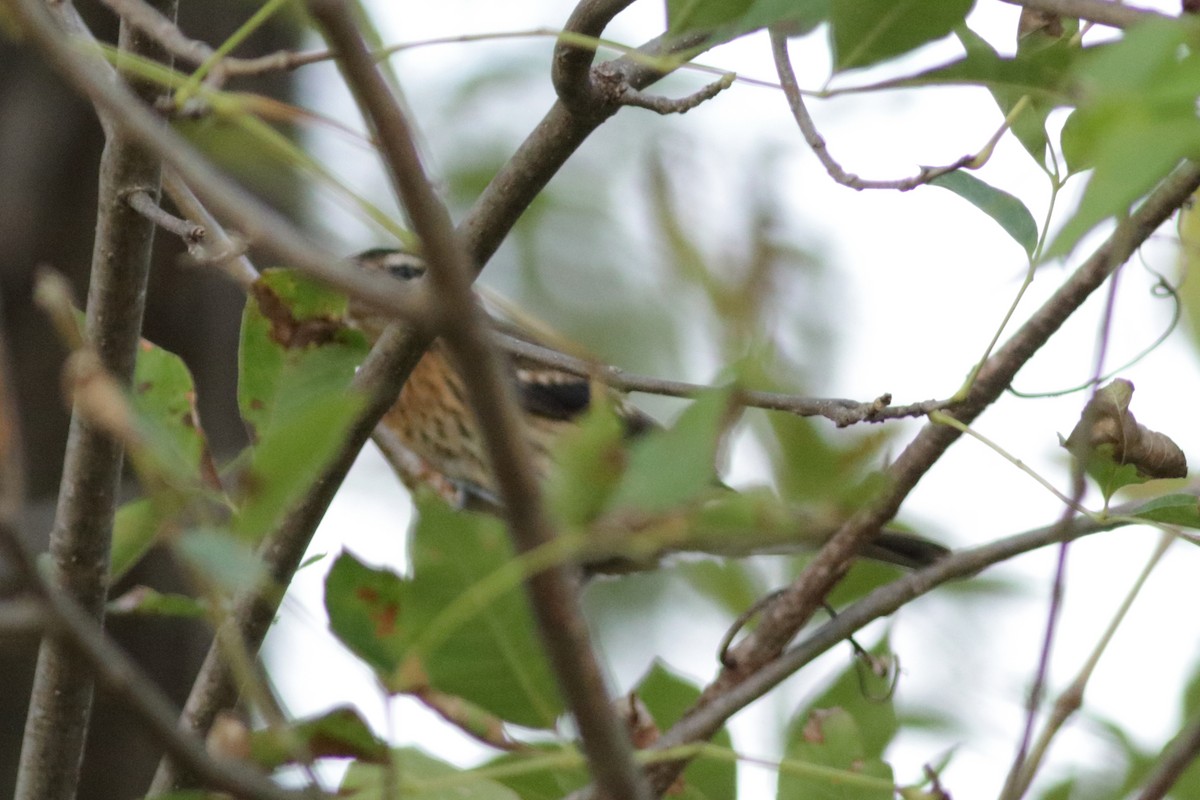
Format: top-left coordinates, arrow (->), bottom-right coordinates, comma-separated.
265,2 -> 1200,797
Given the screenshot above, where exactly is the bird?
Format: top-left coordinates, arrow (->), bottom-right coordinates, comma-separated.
347,248 -> 948,570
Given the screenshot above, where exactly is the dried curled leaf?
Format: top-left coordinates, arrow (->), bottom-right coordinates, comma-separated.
1018,7 -> 1064,40
1063,380 -> 1188,491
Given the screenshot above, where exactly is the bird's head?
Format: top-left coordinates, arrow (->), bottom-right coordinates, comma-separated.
347,248 -> 428,336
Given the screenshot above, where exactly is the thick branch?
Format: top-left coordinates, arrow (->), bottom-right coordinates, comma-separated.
307,2 -> 650,798
551,0 -> 636,112
15,7 -> 174,800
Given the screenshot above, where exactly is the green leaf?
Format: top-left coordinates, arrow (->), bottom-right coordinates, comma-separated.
251,706 -> 388,770
929,171 -> 1039,255
732,0 -> 829,39
343,747 -> 521,800
667,0 -> 755,35
635,662 -> 736,800
1045,20 -> 1200,258
109,336 -> 223,581
324,550 -> 409,678
233,268 -> 368,542
237,268 -> 368,442
129,336 -> 216,486
484,746 -> 588,800
830,0 -> 974,73
765,412 -> 891,509
608,389 -> 731,513
406,499 -> 564,728
174,527 -> 266,594
106,586 -> 207,618
231,391 -> 364,542
1130,494 -> 1200,529
325,501 -> 565,729
778,638 -> 898,799
675,558 -> 766,618
544,390 -> 628,527
957,23 -> 1080,170
779,708 -> 895,800
1048,115 -> 1200,258
667,0 -> 828,40
110,498 -> 166,583
853,36 -> 1077,98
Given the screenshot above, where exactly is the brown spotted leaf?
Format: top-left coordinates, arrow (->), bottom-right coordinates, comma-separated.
237,268 -> 368,442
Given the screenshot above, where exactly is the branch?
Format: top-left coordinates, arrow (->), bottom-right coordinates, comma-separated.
127,187 -> 205,244
495,332 -> 949,425
998,0 -> 1170,29
635,161 -> 1200,795
771,29 -> 976,191
616,73 -> 734,115
643,503 -> 1147,764
14,5 -> 175,799
7,0 -> 434,329
306,3 -> 651,799
1005,529 -> 1174,798
0,524 -> 319,800
460,16 -> 714,269
162,171 -> 260,289
551,0 -> 637,113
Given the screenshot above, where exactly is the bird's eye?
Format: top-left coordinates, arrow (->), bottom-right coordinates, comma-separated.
353,248 -> 427,281
387,262 -> 426,281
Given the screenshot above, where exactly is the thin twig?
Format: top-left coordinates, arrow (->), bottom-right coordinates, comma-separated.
126,187 -> 205,244
999,482 -> 1080,800
498,332 -> 950,425
161,170 -> 259,288
15,5 -> 174,799
98,0 -> 211,67
307,3 -> 651,799
413,688 -> 531,752
617,72 -> 735,115
1000,233 -> 1132,800
771,28 -> 976,191
930,412 -> 1089,513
